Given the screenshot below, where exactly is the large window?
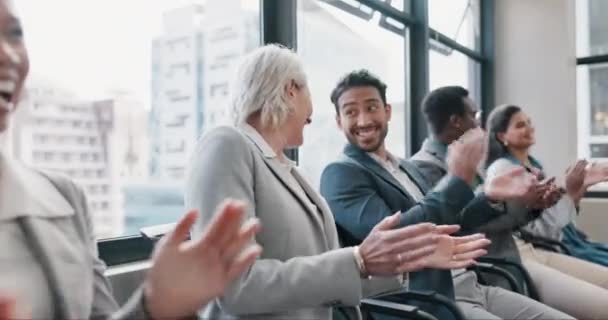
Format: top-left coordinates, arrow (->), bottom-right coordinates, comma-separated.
576,0 -> 608,192
294,0 -> 487,187
11,0 -> 260,239
429,0 -> 480,51
428,0 -> 483,107
429,49 -> 482,104
577,0 -> 608,57
6,0 -> 492,263
297,0 -> 407,188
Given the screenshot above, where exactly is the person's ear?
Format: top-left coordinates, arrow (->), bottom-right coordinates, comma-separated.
449,114 -> 461,129
497,132 -> 507,146
285,80 -> 298,99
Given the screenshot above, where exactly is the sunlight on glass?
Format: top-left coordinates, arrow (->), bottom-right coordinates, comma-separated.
297,0 -> 407,189
576,0 -> 608,56
429,47 -> 481,118
428,0 -> 480,50
576,0 -> 608,191
11,0 -> 259,238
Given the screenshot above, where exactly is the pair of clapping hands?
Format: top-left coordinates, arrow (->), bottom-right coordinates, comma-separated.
446,128 -> 608,210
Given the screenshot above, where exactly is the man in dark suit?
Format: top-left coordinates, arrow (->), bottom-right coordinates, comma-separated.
320,70 -> 572,320
410,86 -> 482,187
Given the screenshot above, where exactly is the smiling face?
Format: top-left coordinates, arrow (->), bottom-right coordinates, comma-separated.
335,85 -> 391,153
499,110 -> 536,149
0,0 -> 29,133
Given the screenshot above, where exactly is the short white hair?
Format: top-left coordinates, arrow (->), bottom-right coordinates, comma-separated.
231,44 -> 307,129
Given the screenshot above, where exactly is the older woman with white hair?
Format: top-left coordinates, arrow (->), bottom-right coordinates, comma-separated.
185,44 -> 493,319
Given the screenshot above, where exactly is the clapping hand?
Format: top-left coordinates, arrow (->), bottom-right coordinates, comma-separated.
484,167 -> 540,202
447,128 -> 487,185
584,162 -> 608,188
0,297 -> 15,320
144,200 -> 262,319
359,213 -> 440,276
565,160 -> 587,203
422,225 -> 490,270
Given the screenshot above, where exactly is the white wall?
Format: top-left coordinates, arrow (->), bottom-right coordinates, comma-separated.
494,0 -> 578,176
495,0 -> 608,242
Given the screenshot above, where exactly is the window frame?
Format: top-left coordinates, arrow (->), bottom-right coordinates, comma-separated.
576,0 -> 608,198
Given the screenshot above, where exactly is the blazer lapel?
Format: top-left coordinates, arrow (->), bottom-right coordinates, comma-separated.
260,157 -> 327,238
17,217 -> 70,319
343,144 -> 414,201
290,168 -> 335,247
238,125 -> 327,236
400,160 -> 432,194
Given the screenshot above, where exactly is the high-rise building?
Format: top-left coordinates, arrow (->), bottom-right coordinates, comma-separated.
149,2 -> 259,183
200,1 -> 259,129
12,81 -> 124,238
150,4 -> 205,182
108,92 -> 150,182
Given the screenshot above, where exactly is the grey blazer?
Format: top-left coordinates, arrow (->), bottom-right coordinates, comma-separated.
0,154 -> 147,319
43,172 -> 150,320
185,126 -> 402,320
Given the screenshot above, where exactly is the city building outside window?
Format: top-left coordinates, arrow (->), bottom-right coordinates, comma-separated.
576,0 -> 608,191
9,0 -> 260,239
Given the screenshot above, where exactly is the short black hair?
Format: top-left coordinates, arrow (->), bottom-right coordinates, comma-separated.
330,69 -> 388,114
422,86 -> 469,134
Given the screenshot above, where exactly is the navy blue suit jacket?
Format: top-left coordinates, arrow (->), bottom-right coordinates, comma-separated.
320,144 -> 503,318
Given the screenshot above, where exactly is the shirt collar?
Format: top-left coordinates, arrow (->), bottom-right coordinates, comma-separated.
239,123 -> 296,168
367,151 -> 400,171
427,136 -> 449,160
0,151 -> 74,221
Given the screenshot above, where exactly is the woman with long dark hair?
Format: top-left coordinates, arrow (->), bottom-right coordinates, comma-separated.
484,104 -> 608,319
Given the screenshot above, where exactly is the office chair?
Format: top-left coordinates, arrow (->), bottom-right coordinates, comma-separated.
470,262 -> 524,294
333,299 -> 439,320
518,229 -> 572,255
476,256 -> 541,301
361,298 -> 438,320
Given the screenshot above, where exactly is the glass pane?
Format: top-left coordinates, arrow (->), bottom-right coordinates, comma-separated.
576,63 -> 608,190
11,0 -> 260,239
298,0 -> 407,189
388,0 -> 411,12
576,0 -> 608,56
429,48 -> 481,105
588,65 -> 608,136
428,0 -> 480,51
